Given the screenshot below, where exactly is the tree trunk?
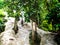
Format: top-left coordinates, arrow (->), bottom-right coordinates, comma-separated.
13,18 -> 18,34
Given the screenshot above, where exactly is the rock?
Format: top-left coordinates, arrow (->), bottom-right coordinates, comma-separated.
0,29 -> 16,45
37,28 -> 57,45
0,17 -> 17,45
5,17 -> 15,30
16,21 -> 32,45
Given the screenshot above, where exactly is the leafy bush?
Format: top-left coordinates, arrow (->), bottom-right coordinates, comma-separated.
46,3 -> 60,32
0,10 -> 6,33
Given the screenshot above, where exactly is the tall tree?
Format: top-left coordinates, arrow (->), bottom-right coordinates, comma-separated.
4,0 -> 21,34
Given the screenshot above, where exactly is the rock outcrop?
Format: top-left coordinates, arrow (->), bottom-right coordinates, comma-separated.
37,28 -> 57,45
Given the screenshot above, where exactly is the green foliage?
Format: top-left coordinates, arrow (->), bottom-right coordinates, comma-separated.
39,0 -> 60,32
0,14 -> 5,33
46,3 -> 60,31
40,20 -> 52,31
0,9 -> 7,33
1,0 -> 60,32
0,0 -> 4,9
4,0 -> 21,19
